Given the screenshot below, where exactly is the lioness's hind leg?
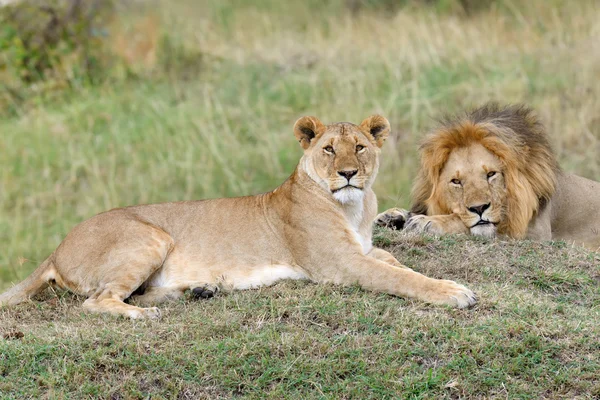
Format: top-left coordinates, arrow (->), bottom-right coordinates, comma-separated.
82,250 -> 171,319
191,284 -> 219,299
84,296 -> 161,319
130,287 -> 184,306
71,223 -> 175,319
82,253 -> 169,319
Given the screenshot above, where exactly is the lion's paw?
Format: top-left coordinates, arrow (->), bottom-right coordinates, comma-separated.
374,208 -> 412,230
425,279 -> 477,309
404,215 -> 445,235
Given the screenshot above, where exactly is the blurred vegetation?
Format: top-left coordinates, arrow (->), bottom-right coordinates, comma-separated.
346,0 -> 500,14
0,0 -> 113,83
1,0 -> 599,278
0,0 -> 202,114
0,0 -> 114,112
0,0 -> 559,113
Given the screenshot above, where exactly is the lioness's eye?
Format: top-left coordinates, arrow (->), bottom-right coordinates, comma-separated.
356,145 -> 365,152
324,146 -> 334,154
487,171 -> 497,178
450,179 -> 461,185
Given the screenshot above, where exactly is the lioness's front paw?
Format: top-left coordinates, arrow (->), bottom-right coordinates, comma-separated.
374,208 -> 411,230
129,306 -> 162,319
404,215 -> 445,235
424,279 -> 477,309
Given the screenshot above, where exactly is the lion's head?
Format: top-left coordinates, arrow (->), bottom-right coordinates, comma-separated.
412,103 -> 559,238
293,115 -> 390,204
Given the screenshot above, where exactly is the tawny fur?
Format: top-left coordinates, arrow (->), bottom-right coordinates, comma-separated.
376,103 -> 600,251
0,115 -> 476,318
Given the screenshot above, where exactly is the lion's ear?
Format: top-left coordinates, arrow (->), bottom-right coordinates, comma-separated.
294,116 -> 326,150
360,115 -> 390,147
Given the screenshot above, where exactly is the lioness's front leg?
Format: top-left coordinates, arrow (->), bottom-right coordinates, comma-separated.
316,255 -> 476,308
405,213 -> 469,235
367,247 -> 412,270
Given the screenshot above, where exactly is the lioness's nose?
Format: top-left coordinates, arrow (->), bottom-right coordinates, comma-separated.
468,203 -> 490,216
338,170 -> 358,181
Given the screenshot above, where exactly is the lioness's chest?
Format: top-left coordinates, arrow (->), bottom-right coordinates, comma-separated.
343,201 -> 373,254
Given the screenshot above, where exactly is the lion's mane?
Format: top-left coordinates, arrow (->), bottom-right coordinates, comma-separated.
412,103 -> 560,238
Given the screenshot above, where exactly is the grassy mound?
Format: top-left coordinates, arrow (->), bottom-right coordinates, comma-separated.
1,232 -> 598,398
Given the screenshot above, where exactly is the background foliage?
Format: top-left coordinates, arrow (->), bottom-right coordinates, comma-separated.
1,0 -> 599,283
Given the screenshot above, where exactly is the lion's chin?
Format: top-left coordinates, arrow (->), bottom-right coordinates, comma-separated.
332,187 -> 364,204
470,223 -> 497,238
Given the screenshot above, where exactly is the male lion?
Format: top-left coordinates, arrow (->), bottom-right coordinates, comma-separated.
0,115 -> 476,318
376,103 -> 600,251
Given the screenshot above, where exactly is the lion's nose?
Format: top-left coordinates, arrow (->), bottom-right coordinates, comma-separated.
337,170 -> 358,181
468,203 -> 490,216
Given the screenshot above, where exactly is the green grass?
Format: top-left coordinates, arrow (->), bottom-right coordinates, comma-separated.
1,232 -> 599,398
1,0 -> 600,398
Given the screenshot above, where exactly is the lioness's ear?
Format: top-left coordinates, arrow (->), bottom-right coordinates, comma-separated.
360,115 -> 390,148
294,116 -> 326,150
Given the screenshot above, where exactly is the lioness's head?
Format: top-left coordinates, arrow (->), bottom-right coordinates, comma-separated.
294,115 -> 390,204
413,103 -> 559,238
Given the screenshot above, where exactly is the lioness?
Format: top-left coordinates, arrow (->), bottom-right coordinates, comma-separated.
376,103 -> 600,251
0,115 -> 476,318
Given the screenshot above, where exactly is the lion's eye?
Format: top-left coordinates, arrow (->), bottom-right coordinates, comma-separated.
356,145 -> 365,152
450,179 -> 461,185
487,171 -> 497,179
324,146 -> 334,154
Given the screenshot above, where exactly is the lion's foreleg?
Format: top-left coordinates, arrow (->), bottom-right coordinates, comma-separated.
405,213 -> 469,235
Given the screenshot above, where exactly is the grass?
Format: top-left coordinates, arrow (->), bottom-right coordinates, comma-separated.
1,231 -> 599,398
1,0 -> 600,398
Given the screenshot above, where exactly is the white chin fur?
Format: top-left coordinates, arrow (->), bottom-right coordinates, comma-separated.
470,224 -> 497,238
332,187 -> 364,204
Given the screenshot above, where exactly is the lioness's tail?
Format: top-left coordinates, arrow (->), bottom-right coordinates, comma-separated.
0,257 -> 55,307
